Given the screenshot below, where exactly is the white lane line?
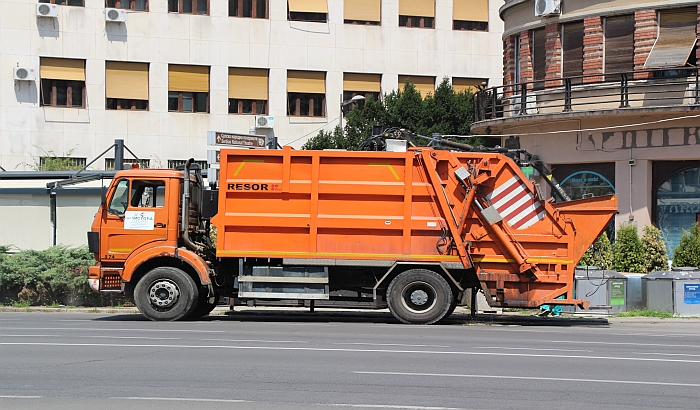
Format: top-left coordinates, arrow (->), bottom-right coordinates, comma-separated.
112,397 -> 248,403
0,335 -> 58,337
0,396 -> 42,399
549,340 -> 700,348
334,343 -> 451,348
638,352 -> 700,358
80,336 -> 182,341
354,371 -> 700,388
0,319 -> 22,321
0,327 -> 225,333
329,404 -> 466,410
473,347 -> 593,353
201,338 -> 307,344
2,342 -> 699,363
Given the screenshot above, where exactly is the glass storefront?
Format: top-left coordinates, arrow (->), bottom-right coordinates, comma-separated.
560,171 -> 615,200
656,167 -> 700,257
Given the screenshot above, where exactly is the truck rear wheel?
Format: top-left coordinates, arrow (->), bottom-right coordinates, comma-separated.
134,267 -> 199,321
387,269 -> 453,324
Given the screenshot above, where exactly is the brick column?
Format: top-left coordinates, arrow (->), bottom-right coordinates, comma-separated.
519,30 -> 533,84
503,36 -> 516,96
545,23 -> 562,87
583,17 -> 603,83
634,10 -> 658,79
697,4 -> 700,62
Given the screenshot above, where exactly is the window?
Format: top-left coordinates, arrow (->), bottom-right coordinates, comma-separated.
532,28 -> 546,89
288,0 -> 327,22
39,0 -> 84,6
344,0 -> 380,25
514,35 -> 522,83
130,180 -> 166,208
399,0 -> 434,28
562,21 -> 584,83
168,159 -> 209,170
453,0 -> 488,31
229,0 -> 267,18
228,68 -> 268,114
645,8 -> 698,69
40,58 -> 86,108
168,0 -> 208,15
452,78 -> 487,94
105,158 -> 150,170
287,70 -> 326,117
342,73 -> 381,112
604,14 -> 635,79
656,166 -> 700,257
398,75 -> 435,98
106,0 -> 147,10
105,61 -> 149,111
168,65 -> 209,113
39,157 -> 86,170
108,179 -> 130,215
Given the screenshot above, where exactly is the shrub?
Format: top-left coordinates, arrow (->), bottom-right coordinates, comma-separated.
612,223 -> 645,273
578,232 -> 613,269
672,222 -> 700,268
641,225 -> 668,273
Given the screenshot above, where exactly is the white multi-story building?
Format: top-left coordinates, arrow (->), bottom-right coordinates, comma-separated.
1,0 -> 504,171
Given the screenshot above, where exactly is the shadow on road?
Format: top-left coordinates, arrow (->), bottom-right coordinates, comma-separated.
94,310 -> 610,327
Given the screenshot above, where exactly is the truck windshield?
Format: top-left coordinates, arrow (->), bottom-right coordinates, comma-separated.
107,179 -> 129,215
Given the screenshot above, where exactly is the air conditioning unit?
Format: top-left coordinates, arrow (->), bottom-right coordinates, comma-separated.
255,116 -> 274,129
13,67 -> 36,81
36,3 -> 58,18
512,95 -> 538,115
105,8 -> 126,23
534,0 -> 561,17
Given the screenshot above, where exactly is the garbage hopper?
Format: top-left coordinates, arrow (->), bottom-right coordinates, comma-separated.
642,267 -> 700,315
573,267 -> 628,315
622,273 -> 645,311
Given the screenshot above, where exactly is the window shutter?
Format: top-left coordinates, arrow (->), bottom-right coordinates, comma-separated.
399,75 -> 435,96
644,8 -> 698,68
288,70 -> 326,93
453,0 -> 488,23
452,77 -> 486,93
168,65 -> 209,93
399,0 -> 435,18
40,58 -> 85,81
604,14 -> 635,75
105,62 -> 149,100
345,0 -> 381,22
532,28 -> 546,83
228,68 -> 269,100
343,73 -> 381,92
562,21 -> 584,80
288,0 -> 328,14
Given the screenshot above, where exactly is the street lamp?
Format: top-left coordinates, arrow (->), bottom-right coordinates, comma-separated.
339,94 -> 365,133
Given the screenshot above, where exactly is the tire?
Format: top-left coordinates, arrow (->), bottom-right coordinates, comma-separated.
134,267 -> 199,321
186,289 -> 218,320
386,269 -> 453,325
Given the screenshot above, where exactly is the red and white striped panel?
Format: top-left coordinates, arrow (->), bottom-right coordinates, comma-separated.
487,176 -> 545,230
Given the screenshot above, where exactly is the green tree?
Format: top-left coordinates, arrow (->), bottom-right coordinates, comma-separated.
641,225 -> 668,273
612,223 -> 645,273
578,232 -> 613,269
672,222 -> 700,268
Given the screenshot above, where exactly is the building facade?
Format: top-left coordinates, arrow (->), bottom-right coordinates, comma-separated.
1,0 -> 503,172
471,0 -> 700,256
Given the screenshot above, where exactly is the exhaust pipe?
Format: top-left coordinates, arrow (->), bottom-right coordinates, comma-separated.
181,158 -> 203,253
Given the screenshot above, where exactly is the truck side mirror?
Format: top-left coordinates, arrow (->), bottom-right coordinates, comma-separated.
101,186 -> 107,206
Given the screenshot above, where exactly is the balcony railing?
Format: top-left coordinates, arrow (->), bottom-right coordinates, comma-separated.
474,67 -> 700,123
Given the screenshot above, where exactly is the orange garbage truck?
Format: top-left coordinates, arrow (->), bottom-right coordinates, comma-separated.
87,146 -> 617,323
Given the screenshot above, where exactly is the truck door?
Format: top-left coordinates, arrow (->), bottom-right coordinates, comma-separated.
100,179 -> 169,261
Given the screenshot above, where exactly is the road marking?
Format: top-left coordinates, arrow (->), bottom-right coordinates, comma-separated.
0,396 -> 42,399
329,404 -> 466,410
549,340 -> 700,348
112,397 -> 248,403
2,342 -> 698,364
0,327 -> 226,333
473,347 -> 593,353
200,338 -> 307,344
0,335 -> 58,337
81,336 -> 182,340
638,352 -> 700,358
354,371 -> 700,388
334,343 -> 451,348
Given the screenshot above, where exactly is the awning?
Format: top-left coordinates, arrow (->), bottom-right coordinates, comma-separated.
288,0 -> 328,14
399,75 -> 435,97
168,65 -> 209,93
644,8 -> 698,68
453,0 -> 488,23
288,70 -> 326,94
105,62 -> 149,100
228,68 -> 268,100
343,73 -> 381,92
40,58 -> 85,81
399,0 -> 435,18
344,0 -> 380,22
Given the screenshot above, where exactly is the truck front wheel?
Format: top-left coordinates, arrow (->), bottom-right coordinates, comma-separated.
134,267 -> 199,321
387,269 -> 453,325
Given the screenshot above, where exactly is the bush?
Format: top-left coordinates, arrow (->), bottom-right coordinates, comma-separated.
578,232 -> 613,269
612,223 -> 645,273
641,225 -> 668,273
672,222 -> 700,268
0,246 -> 119,306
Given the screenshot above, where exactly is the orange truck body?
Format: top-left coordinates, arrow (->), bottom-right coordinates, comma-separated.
89,146 -> 617,323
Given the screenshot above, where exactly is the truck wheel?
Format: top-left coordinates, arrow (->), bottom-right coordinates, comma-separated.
134,267 -> 199,321
387,269 -> 453,325
186,290 -> 218,320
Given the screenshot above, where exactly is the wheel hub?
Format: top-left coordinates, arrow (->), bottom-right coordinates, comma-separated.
148,280 -> 180,308
410,289 -> 429,306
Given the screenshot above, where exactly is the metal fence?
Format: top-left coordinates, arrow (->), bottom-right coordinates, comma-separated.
474,67 -> 700,122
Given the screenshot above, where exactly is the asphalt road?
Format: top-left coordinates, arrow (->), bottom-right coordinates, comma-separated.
1,309 -> 699,410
